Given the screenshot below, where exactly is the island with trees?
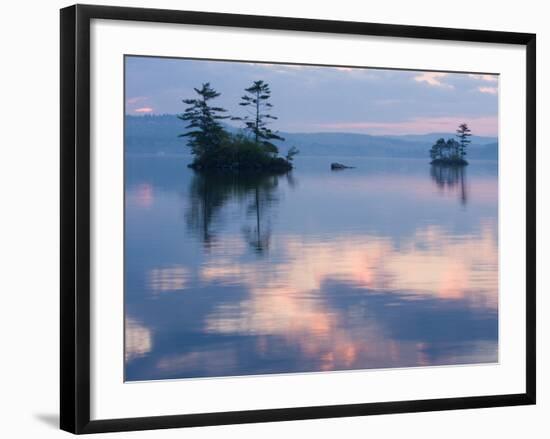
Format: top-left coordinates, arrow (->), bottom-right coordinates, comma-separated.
178,81 -> 298,173
429,123 -> 472,166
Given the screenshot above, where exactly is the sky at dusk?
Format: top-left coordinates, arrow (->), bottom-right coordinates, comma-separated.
125,56 -> 499,136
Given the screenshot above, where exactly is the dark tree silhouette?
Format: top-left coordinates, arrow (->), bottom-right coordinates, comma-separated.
446,138 -> 461,158
178,82 -> 293,172
456,123 -> 472,158
430,138 -> 447,160
429,124 -> 472,165
234,80 -> 284,152
285,146 -> 300,162
178,83 -> 230,158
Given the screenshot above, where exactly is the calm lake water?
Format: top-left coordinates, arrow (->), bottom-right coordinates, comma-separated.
124,155 -> 498,381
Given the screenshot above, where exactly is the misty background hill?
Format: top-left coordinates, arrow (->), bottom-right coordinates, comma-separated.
125,114 -> 498,159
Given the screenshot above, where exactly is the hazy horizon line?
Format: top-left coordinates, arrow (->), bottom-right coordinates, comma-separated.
125,113 -> 498,138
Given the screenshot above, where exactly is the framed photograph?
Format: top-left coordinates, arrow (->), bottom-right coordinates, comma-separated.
60,4 -> 536,434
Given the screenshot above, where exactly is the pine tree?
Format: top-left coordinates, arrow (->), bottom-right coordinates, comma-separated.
234,80 -> 284,153
430,138 -> 446,160
178,83 -> 230,158
446,138 -> 460,159
456,123 -> 472,158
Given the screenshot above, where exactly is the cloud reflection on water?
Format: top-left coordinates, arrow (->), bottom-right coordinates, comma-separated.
125,317 -> 153,362
194,225 -> 497,374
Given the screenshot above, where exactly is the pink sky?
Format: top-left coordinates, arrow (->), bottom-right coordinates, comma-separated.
307,115 -> 498,136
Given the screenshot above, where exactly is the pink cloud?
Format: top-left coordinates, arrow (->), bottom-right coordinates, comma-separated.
134,107 -> 154,113
478,86 -> 498,95
127,96 -> 148,104
413,72 -> 453,88
310,115 -> 498,136
469,74 -> 498,82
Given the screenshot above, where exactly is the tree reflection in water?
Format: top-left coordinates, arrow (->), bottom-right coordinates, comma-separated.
186,171 -> 287,253
430,164 -> 468,205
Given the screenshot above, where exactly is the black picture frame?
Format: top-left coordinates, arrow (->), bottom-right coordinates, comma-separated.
60,4 -> 536,434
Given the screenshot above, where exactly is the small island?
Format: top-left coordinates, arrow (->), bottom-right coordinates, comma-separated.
179,81 -> 298,173
429,123 -> 472,166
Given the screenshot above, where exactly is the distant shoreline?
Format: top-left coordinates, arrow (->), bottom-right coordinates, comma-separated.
125,114 -> 498,140
125,115 -> 498,160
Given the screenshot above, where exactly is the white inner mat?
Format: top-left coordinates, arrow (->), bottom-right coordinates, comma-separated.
90,18 -> 526,420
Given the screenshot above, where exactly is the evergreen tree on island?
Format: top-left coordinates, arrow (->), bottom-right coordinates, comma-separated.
456,122 -> 472,158
177,83 -> 230,159
234,80 -> 285,157
179,81 -> 294,172
429,123 -> 471,166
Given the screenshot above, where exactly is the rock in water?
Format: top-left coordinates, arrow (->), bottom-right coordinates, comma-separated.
331,162 -> 354,170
